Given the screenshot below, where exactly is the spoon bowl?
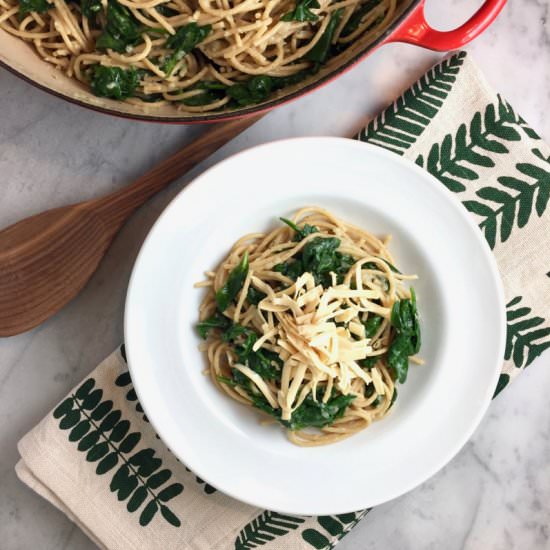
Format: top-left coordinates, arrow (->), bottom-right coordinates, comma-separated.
0,203 -> 115,336
0,115 -> 261,337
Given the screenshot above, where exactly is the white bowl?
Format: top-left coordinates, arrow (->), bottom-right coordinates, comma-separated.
125,137 -> 505,515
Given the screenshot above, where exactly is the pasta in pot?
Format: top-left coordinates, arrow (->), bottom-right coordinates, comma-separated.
0,0 -> 401,113
196,207 -> 422,446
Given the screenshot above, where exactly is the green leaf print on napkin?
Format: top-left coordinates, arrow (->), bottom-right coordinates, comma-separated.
505,296 -> 550,369
463,149 -> 550,248
234,511 -> 305,549
185,467 -> 217,495
357,51 -> 466,155
118,344 -> 217,495
416,96 -> 522,194
301,511 -> 370,549
115,368 -> 148,422
53,377 -> 183,527
493,373 -> 510,398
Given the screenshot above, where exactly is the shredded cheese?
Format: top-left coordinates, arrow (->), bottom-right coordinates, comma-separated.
249,272 -> 386,418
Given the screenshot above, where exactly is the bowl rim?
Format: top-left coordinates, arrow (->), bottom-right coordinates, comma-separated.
0,1 -> 419,124
124,136 -> 506,514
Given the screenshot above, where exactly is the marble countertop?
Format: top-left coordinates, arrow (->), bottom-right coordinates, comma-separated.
1,1 -> 550,549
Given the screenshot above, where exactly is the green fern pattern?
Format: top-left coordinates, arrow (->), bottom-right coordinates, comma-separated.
115,369 -> 148,421
463,148 -> 550,248
505,296 -> 550,369
117,344 -> 148,421
117,345 -> 216,495
518,115 -> 541,141
53,377 -> 184,527
301,511 -> 370,549
356,51 -> 466,155
493,373 -> 510,398
185,467 -> 217,495
234,511 -> 305,549
416,95 -> 522,194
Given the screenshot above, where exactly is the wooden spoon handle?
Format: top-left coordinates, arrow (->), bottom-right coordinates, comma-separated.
93,114 -> 264,228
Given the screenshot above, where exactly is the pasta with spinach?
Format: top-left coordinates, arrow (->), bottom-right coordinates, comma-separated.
0,0 -> 401,112
196,207 -> 422,446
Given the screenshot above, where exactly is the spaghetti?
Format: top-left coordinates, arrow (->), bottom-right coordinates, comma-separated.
196,207 -> 422,446
0,0 -> 401,113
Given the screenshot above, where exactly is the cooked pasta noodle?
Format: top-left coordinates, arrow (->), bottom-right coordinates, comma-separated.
196,207 -> 422,446
0,0 -> 403,113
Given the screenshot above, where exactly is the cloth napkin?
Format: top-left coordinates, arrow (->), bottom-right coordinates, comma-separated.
16,51 -> 550,550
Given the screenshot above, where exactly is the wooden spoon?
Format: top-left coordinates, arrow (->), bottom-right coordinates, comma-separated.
0,115 -> 263,337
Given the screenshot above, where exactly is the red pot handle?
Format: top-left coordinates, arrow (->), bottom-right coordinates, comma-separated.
389,0 -> 507,51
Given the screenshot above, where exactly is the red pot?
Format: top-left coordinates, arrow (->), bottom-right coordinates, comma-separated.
0,0 -> 506,123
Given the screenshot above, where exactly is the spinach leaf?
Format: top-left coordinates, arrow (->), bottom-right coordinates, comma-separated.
216,375 -> 237,387
197,311 -> 230,339
145,27 -> 169,37
280,217 -> 319,241
271,69 -> 312,90
155,3 -> 178,17
212,318 -> 281,394
193,80 -> 227,90
341,0 -> 382,37
80,0 -> 102,20
247,287 -> 266,306
223,324 -> 258,357
387,288 -> 421,383
227,75 -> 273,106
96,0 -> 141,53
281,0 -> 320,22
335,252 -> 355,281
163,23 -> 212,76
363,261 -> 378,271
179,69 -> 311,110
135,92 -> 165,102
182,76 -> 282,108
279,217 -> 300,233
223,324 -> 282,381
359,356 -> 378,369
274,259 -> 304,281
304,8 -> 343,64
382,258 -> 401,274
302,236 -> 340,278
90,65 -> 140,99
19,0 -> 49,16
247,349 -> 282,381
182,91 -> 223,107
387,334 -> 410,383
300,224 -> 319,239
364,257 -> 401,274
283,393 -> 355,430
390,387 -> 398,408
231,367 -> 253,390
249,392 -> 280,417
248,390 -> 355,430
215,251 -> 249,312
182,80 -> 227,106
363,314 -> 383,338
391,288 -> 420,353
371,395 -> 383,407
273,236 -> 353,286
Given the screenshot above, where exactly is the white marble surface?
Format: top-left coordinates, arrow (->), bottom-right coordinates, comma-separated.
1,1 -> 550,549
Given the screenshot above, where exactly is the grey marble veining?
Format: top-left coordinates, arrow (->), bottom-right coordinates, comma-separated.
1,1 -> 550,549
